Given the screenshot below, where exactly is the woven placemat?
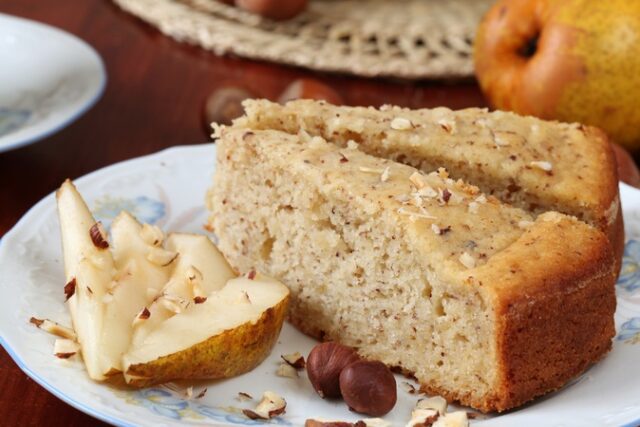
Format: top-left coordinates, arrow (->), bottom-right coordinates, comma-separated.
113,0 -> 493,80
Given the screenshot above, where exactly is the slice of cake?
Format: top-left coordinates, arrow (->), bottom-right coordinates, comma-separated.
206,126 -> 616,412
235,99 -> 623,271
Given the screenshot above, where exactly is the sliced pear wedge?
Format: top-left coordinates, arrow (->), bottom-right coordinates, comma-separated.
130,232 -> 236,347
99,211 -> 173,374
56,180 -> 116,380
122,273 -> 290,387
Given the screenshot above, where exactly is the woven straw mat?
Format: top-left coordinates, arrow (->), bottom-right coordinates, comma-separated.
113,0 -> 494,80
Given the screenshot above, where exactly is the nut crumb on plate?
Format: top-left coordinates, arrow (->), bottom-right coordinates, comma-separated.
242,391 -> 286,420
276,362 -> 299,378
416,395 -> 448,415
53,338 -> 80,359
30,317 -> 76,340
237,392 -> 253,401
281,351 -> 306,369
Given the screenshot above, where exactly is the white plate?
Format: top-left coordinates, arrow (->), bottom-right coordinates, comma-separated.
1,144 -> 640,427
0,13 -> 105,153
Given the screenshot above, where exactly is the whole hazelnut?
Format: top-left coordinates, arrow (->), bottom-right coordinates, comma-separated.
203,86 -> 254,129
612,142 -> 640,188
339,360 -> 397,417
235,0 -> 308,20
278,78 -> 344,105
306,342 -> 360,398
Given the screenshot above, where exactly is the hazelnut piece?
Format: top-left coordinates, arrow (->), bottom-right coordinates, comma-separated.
89,222 -> 109,249
307,342 -> 360,398
339,360 -> 397,417
242,390 -> 286,420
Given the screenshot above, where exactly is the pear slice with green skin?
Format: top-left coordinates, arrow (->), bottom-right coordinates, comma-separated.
130,232 -> 236,348
56,180 -> 116,380
99,211 -> 173,374
122,273 -> 290,387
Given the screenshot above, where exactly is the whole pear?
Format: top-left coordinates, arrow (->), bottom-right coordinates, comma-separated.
475,0 -> 640,151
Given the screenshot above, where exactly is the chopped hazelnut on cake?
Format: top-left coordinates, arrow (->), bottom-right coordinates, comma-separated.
235,99 -> 623,273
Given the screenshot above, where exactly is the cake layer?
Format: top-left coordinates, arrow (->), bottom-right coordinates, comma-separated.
207,127 -> 616,412
235,99 -> 623,272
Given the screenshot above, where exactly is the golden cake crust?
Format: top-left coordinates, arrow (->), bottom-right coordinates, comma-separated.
475,214 -> 615,411
578,126 -> 623,273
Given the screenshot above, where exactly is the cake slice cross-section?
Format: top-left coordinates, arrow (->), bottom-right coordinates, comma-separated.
207,125 -> 616,412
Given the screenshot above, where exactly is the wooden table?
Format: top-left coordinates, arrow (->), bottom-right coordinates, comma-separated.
0,0 -> 486,425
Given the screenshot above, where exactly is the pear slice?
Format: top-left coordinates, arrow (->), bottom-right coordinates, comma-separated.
165,232 -> 237,294
130,232 -> 236,347
122,273 -> 290,387
99,211 -> 173,374
56,180 -> 116,380
57,180 -> 289,386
